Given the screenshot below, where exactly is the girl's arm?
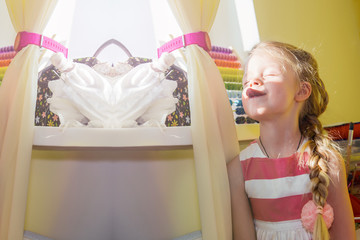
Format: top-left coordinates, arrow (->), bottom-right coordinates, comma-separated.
327,157 -> 356,239
227,156 -> 256,240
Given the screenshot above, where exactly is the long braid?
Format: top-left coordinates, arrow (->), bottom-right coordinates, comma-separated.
301,114 -> 332,239
297,48 -> 339,240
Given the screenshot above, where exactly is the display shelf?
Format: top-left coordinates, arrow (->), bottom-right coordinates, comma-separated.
33,124 -> 259,148
33,126 -> 192,148
338,138 -> 360,163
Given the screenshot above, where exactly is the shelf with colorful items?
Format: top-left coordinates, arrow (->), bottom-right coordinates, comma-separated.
325,122 -> 360,225
0,45 -> 16,86
210,45 -> 258,125
325,122 -> 360,165
325,122 -> 360,187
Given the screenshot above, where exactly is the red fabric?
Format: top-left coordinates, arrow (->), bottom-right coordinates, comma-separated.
325,122 -> 360,140
241,152 -> 309,181
250,193 -> 312,222
349,194 -> 360,223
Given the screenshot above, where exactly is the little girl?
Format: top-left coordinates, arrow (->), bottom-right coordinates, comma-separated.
227,41 -> 355,240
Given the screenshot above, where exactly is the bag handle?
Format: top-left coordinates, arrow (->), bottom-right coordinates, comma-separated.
93,39 -> 132,58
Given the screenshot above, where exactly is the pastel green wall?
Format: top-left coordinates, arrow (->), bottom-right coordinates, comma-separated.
253,0 -> 360,126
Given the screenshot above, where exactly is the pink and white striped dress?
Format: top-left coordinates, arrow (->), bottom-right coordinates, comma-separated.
240,141 -> 312,240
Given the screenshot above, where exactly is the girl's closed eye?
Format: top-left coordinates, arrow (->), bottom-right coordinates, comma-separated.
263,71 -> 280,78
263,73 -> 276,77
263,66 -> 282,77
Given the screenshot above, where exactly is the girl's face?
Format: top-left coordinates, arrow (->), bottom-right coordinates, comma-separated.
242,51 -> 299,122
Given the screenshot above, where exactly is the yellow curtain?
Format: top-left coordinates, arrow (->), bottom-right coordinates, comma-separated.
0,1 -> 58,239
167,0 -> 240,239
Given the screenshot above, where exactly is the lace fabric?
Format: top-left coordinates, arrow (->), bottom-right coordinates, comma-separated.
92,61 -> 133,78
255,219 -> 312,240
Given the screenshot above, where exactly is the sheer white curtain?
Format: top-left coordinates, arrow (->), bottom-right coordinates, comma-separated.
0,1 -> 58,239
167,0 -> 240,239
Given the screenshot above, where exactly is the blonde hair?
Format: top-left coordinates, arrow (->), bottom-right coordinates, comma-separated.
248,41 -> 341,240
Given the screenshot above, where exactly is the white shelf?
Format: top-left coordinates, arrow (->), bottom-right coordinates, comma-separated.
33,126 -> 192,148
33,124 -> 259,148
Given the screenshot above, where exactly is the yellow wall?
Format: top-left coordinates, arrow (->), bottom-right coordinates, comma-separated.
253,0 -> 360,126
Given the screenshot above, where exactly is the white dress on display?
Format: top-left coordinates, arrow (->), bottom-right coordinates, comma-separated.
47,52 -> 178,128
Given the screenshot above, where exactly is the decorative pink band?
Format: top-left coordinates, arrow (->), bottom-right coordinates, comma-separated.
157,31 -> 211,58
14,31 -> 68,58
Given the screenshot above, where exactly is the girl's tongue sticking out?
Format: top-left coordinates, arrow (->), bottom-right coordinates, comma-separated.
246,88 -> 265,98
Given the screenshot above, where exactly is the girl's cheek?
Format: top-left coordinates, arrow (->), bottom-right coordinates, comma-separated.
241,93 -> 249,110
241,90 -> 247,102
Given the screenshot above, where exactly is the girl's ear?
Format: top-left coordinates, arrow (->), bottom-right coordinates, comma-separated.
295,81 -> 312,102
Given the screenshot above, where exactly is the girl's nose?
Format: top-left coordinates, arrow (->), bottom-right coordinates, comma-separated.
249,78 -> 262,87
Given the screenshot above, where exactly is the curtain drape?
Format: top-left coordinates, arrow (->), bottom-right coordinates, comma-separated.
0,1 -> 58,239
167,0 -> 240,239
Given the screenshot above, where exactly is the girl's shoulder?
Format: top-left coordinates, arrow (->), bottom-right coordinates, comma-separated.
240,140 -> 262,161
